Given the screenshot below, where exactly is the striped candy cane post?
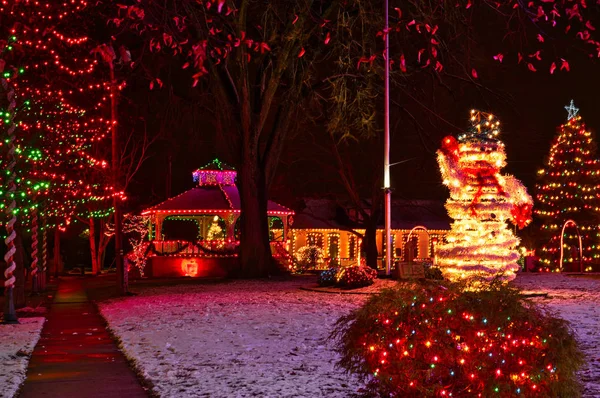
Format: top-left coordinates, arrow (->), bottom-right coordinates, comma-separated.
2,78 -> 19,323
41,216 -> 47,290
31,208 -> 39,293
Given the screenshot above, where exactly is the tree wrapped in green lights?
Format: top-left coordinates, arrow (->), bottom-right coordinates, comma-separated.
535,101 -> 600,272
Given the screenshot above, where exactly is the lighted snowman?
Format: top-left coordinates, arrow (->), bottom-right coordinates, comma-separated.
436,110 -> 533,285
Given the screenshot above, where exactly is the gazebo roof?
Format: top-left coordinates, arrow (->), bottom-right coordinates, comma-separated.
142,185 -> 293,216
143,159 -> 293,216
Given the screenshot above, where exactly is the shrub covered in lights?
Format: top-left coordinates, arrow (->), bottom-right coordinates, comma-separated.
295,245 -> 324,273
332,282 -> 583,397
318,265 -> 377,289
318,267 -> 338,286
337,266 -> 377,288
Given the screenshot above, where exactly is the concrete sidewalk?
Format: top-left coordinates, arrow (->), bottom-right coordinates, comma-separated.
19,277 -> 148,397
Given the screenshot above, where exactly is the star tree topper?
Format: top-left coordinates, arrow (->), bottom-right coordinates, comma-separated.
565,100 -> 579,120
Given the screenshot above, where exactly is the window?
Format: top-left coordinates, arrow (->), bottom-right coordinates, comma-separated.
348,236 -> 356,259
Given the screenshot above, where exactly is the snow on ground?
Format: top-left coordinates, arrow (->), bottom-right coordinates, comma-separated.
99,275 -> 600,397
99,280 -> 368,398
0,317 -> 45,398
513,273 -> 600,397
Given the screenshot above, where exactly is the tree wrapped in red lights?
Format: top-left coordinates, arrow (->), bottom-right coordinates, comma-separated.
0,0 -> 117,300
0,0 -> 115,218
333,282 -> 583,397
535,101 -> 600,272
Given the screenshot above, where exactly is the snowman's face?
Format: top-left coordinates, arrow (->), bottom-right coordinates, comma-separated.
459,141 -> 507,165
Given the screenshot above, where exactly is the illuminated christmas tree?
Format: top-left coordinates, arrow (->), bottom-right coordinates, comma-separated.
206,216 -> 224,241
436,110 -> 533,286
535,101 -> 600,271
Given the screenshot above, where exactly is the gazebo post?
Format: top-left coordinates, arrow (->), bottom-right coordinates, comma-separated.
155,214 -> 164,241
226,214 -> 240,243
282,216 -> 289,243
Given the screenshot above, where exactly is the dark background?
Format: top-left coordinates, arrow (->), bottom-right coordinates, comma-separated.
123,58 -> 600,211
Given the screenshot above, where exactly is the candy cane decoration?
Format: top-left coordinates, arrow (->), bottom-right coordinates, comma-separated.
31,208 -> 39,292
42,216 -> 47,288
2,77 -> 18,322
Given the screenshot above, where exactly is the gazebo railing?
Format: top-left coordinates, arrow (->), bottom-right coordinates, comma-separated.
150,240 -> 239,256
149,239 -> 292,260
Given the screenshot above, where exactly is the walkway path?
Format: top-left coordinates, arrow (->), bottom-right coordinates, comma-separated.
19,277 -> 148,398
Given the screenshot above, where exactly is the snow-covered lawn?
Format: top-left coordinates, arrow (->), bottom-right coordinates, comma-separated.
99,280 -> 367,397
99,274 -> 600,397
0,317 -> 45,398
513,273 -> 600,397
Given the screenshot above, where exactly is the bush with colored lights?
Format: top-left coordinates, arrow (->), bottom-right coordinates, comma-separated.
332,282 -> 583,397
295,245 -> 324,273
318,267 -> 339,286
337,266 -> 377,288
318,265 -> 377,289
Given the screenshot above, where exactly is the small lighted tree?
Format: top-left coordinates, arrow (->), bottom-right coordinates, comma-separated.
436,110 -> 533,285
206,216 -> 225,241
107,214 -> 150,276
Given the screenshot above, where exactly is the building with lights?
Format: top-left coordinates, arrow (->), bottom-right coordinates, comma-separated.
290,199 -> 451,269
137,161 -> 450,278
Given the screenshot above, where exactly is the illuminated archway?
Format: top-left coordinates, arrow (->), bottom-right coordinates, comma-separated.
406,226 -> 431,259
559,219 -> 583,273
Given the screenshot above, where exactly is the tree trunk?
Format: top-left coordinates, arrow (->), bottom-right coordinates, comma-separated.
166,153 -> 172,199
364,219 -> 379,270
109,60 -> 127,295
237,156 -> 274,277
89,218 -> 99,275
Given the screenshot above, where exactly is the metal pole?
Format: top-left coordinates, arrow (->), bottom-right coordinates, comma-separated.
383,0 -> 392,276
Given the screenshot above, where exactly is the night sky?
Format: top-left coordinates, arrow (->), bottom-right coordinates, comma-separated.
127,61 -> 600,212
119,24 -> 600,215
270,58 -> 600,207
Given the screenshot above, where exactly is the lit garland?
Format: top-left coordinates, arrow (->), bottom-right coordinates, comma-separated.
436,110 -> 533,286
535,101 -> 600,270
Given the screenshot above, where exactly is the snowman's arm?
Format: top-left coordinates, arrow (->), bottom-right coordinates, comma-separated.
502,175 -> 533,207
437,150 -> 464,190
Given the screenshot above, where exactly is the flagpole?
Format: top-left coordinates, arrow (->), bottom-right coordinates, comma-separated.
383,0 -> 392,276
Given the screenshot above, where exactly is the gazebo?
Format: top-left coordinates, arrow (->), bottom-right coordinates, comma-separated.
140,159 -> 294,277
